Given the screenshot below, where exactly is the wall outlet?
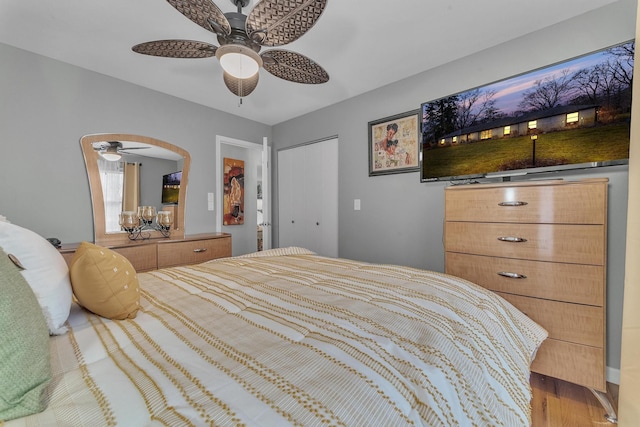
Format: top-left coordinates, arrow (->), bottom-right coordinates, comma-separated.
354,199 -> 361,211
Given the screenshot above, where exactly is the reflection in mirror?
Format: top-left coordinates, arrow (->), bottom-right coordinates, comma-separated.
80,134 -> 190,245
95,149 -> 182,233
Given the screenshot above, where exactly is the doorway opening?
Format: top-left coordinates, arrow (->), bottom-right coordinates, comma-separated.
215,135 -> 270,256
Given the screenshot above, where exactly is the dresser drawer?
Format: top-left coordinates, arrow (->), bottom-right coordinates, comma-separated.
497,292 -> 603,347
157,237 -> 231,268
531,338 -> 606,392
445,252 -> 603,306
445,222 -> 605,265
112,245 -> 158,272
445,181 -> 607,224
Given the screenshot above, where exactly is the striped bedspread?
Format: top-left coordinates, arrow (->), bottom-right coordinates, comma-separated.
8,247 -> 547,426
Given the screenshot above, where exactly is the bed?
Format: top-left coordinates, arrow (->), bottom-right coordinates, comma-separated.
2,237 -> 547,426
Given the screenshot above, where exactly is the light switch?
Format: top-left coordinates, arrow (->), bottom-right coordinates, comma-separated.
354,199 -> 361,211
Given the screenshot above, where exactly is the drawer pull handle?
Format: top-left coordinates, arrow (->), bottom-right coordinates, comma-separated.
497,236 -> 528,243
498,201 -> 528,207
497,271 -> 527,279
193,248 -> 208,253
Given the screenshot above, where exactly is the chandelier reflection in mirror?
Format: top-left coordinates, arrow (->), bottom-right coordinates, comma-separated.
119,207 -> 173,240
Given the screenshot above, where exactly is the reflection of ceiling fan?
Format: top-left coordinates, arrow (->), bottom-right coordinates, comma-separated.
95,141 -> 150,161
132,0 -> 329,98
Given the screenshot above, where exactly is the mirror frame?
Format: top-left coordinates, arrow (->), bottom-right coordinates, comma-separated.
80,133 -> 190,245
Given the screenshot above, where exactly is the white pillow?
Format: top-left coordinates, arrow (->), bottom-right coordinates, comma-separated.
0,222 -> 72,335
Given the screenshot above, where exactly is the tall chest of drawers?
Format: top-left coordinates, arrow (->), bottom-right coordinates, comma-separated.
444,178 -> 608,393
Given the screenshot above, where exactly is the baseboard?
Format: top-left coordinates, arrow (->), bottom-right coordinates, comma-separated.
607,366 -> 620,385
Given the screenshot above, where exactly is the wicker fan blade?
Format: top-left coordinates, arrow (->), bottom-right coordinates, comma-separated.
132,40 -> 217,58
246,0 -> 327,46
223,72 -> 259,97
261,49 -> 328,84
167,0 -> 231,36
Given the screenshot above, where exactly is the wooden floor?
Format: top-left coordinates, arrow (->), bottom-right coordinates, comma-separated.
530,373 -> 619,426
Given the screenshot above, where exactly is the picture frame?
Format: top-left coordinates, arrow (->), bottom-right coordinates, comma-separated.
368,109 -> 420,176
223,157 -> 245,225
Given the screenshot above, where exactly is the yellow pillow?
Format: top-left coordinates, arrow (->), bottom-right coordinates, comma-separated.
69,242 -> 140,320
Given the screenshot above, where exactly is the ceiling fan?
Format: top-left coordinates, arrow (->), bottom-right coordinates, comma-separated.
94,141 -> 150,161
132,0 -> 329,98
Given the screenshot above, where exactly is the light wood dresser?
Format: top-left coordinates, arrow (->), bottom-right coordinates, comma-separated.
60,233 -> 232,272
444,178 -> 612,414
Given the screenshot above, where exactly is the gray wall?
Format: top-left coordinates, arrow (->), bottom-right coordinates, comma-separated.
0,42 -> 271,243
272,0 -> 637,374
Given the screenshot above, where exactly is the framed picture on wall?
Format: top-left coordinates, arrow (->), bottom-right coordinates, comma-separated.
223,157 -> 245,225
368,109 -> 420,176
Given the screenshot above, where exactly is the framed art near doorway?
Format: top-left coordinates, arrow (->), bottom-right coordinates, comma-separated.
223,157 -> 244,225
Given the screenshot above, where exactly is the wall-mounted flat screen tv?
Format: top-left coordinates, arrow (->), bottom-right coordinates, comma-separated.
162,171 -> 181,204
420,40 -> 633,182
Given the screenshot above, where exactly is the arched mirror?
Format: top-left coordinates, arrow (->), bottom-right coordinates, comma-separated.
80,133 -> 190,245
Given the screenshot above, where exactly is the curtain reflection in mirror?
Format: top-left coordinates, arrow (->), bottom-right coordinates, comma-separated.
123,162 -> 141,212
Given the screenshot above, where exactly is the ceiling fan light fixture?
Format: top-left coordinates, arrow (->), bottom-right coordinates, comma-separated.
101,151 -> 122,162
101,144 -> 122,161
134,0 -> 330,97
216,45 -> 262,79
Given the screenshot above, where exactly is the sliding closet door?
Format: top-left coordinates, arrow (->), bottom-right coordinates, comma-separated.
278,138 -> 338,257
304,141 -> 324,253
311,138 -> 338,257
277,147 -> 296,248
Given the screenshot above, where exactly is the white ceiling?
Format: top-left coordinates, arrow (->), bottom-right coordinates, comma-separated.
0,0 -> 618,125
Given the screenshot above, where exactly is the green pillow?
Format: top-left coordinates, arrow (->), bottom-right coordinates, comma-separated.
0,247 -> 52,421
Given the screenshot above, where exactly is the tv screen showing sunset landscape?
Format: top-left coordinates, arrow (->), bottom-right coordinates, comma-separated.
420,40 -> 633,182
